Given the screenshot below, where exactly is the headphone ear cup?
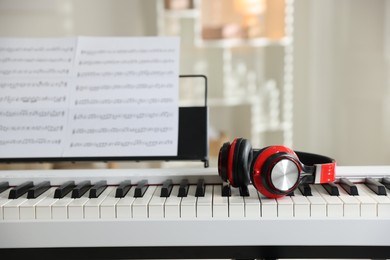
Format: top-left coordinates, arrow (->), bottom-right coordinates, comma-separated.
251,146 -> 301,198
218,142 -> 230,182
232,138 -> 252,187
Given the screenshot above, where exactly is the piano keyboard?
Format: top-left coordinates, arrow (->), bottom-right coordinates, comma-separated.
1,166 -> 390,253
1,166 -> 390,220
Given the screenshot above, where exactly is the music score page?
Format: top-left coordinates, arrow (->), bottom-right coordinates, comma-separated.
0,37 -> 180,158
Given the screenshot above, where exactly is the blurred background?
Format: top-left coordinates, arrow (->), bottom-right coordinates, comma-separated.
0,0 -> 389,168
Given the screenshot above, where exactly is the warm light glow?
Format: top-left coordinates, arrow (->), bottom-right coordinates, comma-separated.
234,0 -> 266,15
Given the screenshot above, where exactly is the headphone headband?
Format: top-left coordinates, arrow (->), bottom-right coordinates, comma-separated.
295,151 -> 334,165
295,151 -> 336,184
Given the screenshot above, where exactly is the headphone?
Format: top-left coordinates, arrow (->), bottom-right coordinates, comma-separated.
218,138 -> 336,198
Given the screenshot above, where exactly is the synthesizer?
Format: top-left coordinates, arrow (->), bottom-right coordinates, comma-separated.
0,166 -> 390,259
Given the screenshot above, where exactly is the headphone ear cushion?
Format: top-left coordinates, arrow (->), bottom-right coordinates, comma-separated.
250,147 -> 268,184
232,138 -> 252,187
218,142 -> 230,182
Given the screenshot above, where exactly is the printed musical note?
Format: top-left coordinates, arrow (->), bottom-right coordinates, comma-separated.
73,112 -> 173,120
71,127 -> 173,135
0,110 -> 65,118
75,83 -> 173,92
69,139 -> 173,148
76,70 -> 175,78
0,96 -> 66,104
0,46 -> 74,53
74,98 -> 173,106
0,81 -> 68,89
0,139 -> 61,145
0,125 -> 64,132
79,48 -> 176,55
78,59 -> 174,66
0,58 -> 72,63
0,69 -> 70,76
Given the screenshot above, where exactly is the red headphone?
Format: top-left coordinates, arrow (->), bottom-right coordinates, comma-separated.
218,138 -> 336,198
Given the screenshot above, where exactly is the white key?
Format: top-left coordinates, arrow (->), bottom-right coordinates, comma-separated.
277,196 -> 294,218
52,193 -> 73,219
0,188 -> 12,220
84,187 -> 114,219
100,188 -> 121,219
196,185 -> 213,218
180,185 -> 197,219
229,188 -> 244,218
290,189 -> 310,218
244,186 -> 261,218
164,185 -> 181,219
68,192 -> 90,219
356,184 -> 390,218
213,185 -> 228,218
148,186 -> 166,219
346,184 -> 376,218
35,190 -> 59,220
3,193 -> 28,220
307,185 -> 327,217
335,184 -> 360,217
132,185 -> 156,219
19,188 -> 55,219
357,184 -> 390,217
313,185 -> 343,218
259,194 -> 277,218
116,187 -> 136,219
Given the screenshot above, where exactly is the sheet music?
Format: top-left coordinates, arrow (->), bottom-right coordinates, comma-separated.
0,37 -> 180,158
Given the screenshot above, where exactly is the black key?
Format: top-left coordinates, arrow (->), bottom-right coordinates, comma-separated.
287,191 -> 294,196
0,182 -> 9,194
365,178 -> 387,196
9,181 -> 34,199
195,179 -> 206,197
381,177 -> 390,190
89,180 -> 107,198
54,181 -> 75,199
27,181 -> 51,199
134,180 -> 148,198
221,184 -> 231,197
239,185 -> 249,197
160,179 -> 173,197
72,181 -> 92,198
322,182 -> 339,196
178,179 -> 189,197
115,180 -> 132,198
298,183 -> 312,196
339,178 -> 359,196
